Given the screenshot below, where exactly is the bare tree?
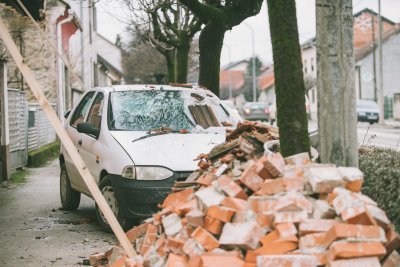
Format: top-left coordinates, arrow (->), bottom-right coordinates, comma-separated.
178,0 -> 263,96
122,0 -> 201,83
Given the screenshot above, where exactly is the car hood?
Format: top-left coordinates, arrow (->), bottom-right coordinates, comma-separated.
110,131 -> 226,171
358,108 -> 379,113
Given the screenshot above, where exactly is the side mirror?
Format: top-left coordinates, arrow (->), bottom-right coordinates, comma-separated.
77,122 -> 100,139
64,110 -> 71,119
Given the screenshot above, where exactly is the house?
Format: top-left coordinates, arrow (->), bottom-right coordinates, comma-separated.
301,8 -> 400,120
257,66 -> 275,106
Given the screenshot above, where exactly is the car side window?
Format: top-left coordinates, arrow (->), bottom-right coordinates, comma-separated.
70,92 -> 95,127
86,92 -> 104,130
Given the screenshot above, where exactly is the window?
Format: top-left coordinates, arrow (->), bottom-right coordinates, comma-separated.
87,92 -> 104,130
70,92 -> 95,127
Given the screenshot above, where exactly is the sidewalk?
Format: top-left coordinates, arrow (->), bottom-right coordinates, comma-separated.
0,160 -> 114,266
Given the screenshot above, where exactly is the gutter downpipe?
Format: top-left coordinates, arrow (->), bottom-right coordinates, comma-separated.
56,9 -> 73,124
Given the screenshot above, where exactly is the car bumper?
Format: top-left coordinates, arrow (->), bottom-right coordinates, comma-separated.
358,115 -> 378,123
243,114 -> 270,121
109,172 -> 191,219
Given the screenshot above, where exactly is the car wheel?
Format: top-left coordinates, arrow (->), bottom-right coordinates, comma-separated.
60,163 -> 81,210
95,175 -> 130,232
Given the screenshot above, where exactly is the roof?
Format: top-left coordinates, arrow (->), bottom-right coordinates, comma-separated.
258,73 -> 275,91
91,84 -> 217,96
0,0 -> 45,20
219,70 -> 245,91
353,8 -> 396,25
95,33 -> 124,75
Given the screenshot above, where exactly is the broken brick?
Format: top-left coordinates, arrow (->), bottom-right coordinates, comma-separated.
165,253 -> 189,267
385,226 -> 400,256
257,177 -> 303,195
240,163 -> 264,192
273,192 -> 313,213
308,167 -> 344,193
203,216 -> 224,235
221,197 -> 248,211
328,257 -> 381,267
299,219 -> 339,236
275,223 -> 298,238
182,239 -> 204,256
383,251 -> 400,267
219,221 -> 266,250
248,196 -> 276,213
324,223 -> 386,247
284,152 -> 312,166
257,255 -> 317,267
162,214 -> 182,237
201,253 -> 245,267
207,205 -> 235,222
125,222 -> 149,242
328,242 -> 386,261
140,224 -> 158,256
194,187 -> 225,209
273,210 -> 308,224
299,232 -> 327,250
312,200 -> 336,219
213,175 -> 248,199
196,173 -> 216,186
191,227 -> 219,251
337,167 -> 364,192
162,189 -> 194,209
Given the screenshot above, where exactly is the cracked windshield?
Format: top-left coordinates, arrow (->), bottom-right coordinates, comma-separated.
109,90 -> 234,131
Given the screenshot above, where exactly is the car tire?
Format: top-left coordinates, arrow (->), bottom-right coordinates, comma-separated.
95,175 -> 130,232
60,163 -> 81,210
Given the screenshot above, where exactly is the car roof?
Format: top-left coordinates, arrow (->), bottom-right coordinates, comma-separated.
90,84 -> 217,97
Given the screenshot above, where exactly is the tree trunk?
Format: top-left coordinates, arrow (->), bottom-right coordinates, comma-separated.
176,39 -> 190,83
165,50 -> 176,83
316,0 -> 358,166
198,22 -> 225,96
267,0 -> 310,157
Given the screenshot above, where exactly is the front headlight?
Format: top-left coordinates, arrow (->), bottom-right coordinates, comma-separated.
122,166 -> 136,179
135,166 -> 173,180
358,112 -> 366,116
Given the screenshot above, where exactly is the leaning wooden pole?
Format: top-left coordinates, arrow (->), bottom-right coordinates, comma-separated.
0,18 -> 136,258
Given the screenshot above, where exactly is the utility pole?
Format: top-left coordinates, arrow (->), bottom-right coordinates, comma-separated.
316,0 -> 358,167
0,60 -> 10,183
372,15 -> 378,102
377,0 -> 385,124
244,23 -> 257,102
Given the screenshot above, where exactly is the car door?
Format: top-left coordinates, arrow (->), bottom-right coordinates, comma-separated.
64,91 -> 95,192
77,92 -> 105,195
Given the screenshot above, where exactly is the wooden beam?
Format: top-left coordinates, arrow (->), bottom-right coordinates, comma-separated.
0,18 -> 136,258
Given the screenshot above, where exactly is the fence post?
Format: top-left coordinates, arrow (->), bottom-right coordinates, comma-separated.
0,60 -> 11,182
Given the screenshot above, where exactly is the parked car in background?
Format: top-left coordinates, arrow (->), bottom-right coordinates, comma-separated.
59,84 -> 241,231
357,99 -> 379,124
242,102 -> 270,122
221,100 -> 242,120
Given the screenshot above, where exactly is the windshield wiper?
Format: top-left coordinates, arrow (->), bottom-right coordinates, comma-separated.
132,128 -> 189,143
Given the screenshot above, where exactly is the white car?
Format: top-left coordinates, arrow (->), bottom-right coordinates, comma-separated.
59,84 -> 241,231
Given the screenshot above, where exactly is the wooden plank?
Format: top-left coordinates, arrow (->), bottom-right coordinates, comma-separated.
0,18 -> 136,257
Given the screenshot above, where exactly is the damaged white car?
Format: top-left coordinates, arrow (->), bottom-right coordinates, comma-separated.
59,84 -> 241,231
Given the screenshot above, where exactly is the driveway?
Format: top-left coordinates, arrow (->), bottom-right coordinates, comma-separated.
0,160 -> 115,267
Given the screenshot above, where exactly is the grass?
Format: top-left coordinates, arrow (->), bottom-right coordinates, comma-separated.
10,169 -> 28,184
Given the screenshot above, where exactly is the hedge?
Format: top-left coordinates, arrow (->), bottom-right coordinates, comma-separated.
359,146 -> 400,232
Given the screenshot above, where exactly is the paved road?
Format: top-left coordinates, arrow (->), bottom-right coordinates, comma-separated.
0,160 -> 114,267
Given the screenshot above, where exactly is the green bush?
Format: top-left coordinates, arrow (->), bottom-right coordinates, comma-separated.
28,141 -> 60,167
359,146 -> 400,232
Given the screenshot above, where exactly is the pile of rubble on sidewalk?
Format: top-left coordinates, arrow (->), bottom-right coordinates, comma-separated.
88,121 -> 400,267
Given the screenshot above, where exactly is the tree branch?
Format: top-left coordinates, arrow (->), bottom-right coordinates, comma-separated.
178,0 -> 222,24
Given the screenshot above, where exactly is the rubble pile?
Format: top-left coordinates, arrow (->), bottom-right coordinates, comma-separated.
89,122 -> 400,267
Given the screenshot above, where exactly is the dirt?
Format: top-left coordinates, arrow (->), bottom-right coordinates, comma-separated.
0,160 -> 115,267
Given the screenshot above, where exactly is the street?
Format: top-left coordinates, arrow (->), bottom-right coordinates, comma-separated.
0,161 -> 114,267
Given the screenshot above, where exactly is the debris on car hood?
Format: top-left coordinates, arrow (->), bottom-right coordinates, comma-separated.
89,121 -> 399,267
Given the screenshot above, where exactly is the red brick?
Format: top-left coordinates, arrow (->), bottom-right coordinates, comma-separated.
207,205 -> 235,222
200,253 -> 245,267
337,167 -> 364,193
140,224 -> 158,256
125,222 -> 149,242
256,213 -> 274,229
248,196 -> 276,213
240,163 -> 264,192
383,251 -> 400,267
385,226 -> 400,256
273,192 -> 313,214
275,223 -> 298,238
194,187 -> 225,209
182,238 -> 204,256
308,167 -> 345,193
299,232 -> 327,250
162,189 -> 194,209
340,206 -> 378,226
89,252 -> 107,266
185,209 -> 205,228
312,200 -> 336,219
273,210 -> 308,224
257,255 -> 317,267
284,152 -> 312,166
213,175 -> 248,199
257,177 -> 303,195
324,223 -> 386,247
221,197 -> 248,211
328,257 -> 381,267
175,199 -> 198,216
299,219 -> 340,236
165,253 -> 189,267
256,153 -> 285,179
203,216 -> 224,235
196,172 -> 216,186
219,221 -> 266,250
166,237 -> 185,255
328,242 -> 386,261
190,227 -> 219,251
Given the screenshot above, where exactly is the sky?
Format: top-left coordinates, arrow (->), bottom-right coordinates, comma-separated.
95,0 -> 400,67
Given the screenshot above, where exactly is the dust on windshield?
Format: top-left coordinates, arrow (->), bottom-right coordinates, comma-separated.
109,90 -> 195,131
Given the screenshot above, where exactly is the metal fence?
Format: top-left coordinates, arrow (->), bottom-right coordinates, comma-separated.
6,89 -> 56,170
